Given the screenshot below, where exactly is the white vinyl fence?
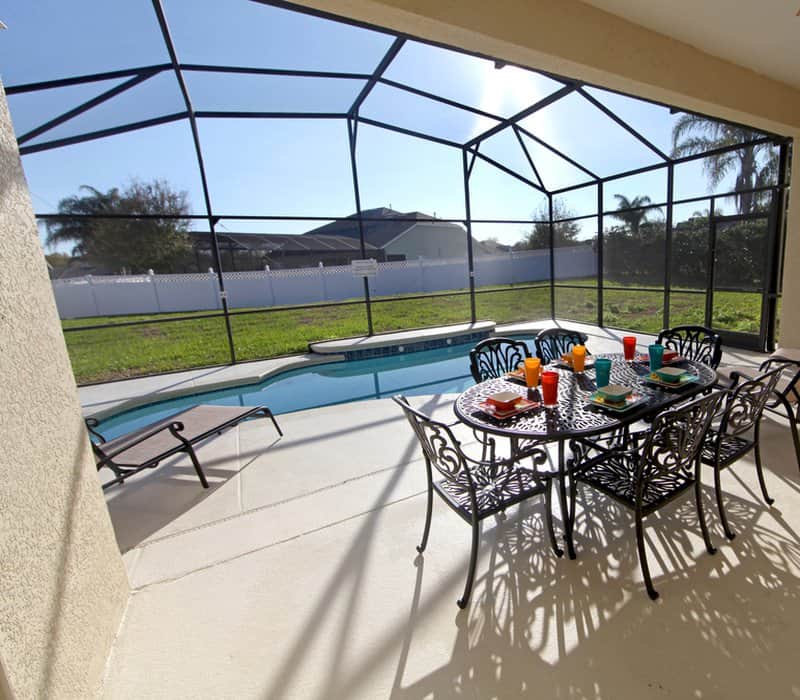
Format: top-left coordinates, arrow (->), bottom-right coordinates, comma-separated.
52,246 -> 597,319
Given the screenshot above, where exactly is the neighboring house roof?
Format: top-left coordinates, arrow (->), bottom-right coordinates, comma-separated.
477,239 -> 513,255
190,232 -> 381,254
303,207 -> 459,249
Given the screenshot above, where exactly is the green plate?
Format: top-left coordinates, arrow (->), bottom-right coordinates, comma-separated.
587,391 -> 648,413
644,372 -> 699,389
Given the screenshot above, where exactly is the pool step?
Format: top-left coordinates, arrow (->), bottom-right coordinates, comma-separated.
309,321 -> 496,360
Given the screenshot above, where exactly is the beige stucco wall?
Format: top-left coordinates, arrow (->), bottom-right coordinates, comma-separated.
0,83 -> 129,698
306,0 -> 800,347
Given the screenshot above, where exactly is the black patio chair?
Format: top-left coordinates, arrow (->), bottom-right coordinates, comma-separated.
534,327 -> 589,364
469,337 -> 532,382
700,365 -> 784,540
393,395 -> 559,608
754,354 -> 800,468
656,325 -> 723,369
569,390 -> 726,600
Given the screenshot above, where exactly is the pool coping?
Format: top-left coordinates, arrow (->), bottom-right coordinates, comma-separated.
79,353 -> 345,420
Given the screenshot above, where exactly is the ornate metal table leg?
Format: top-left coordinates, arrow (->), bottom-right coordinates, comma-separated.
558,440 -> 577,559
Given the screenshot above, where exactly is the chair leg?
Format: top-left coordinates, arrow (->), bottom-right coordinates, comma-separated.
185,445 -> 209,489
635,509 -> 658,601
753,441 -> 774,506
694,474 -> 716,555
714,464 -> 736,540
458,519 -> 480,609
776,394 -> 800,470
545,481 -> 563,557
269,411 -> 283,437
417,482 -> 433,554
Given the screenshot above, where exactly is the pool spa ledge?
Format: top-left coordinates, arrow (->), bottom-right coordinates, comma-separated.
78,321 -> 496,420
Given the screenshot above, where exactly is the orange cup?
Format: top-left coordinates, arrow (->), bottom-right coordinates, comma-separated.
524,357 -> 541,387
572,345 -> 586,373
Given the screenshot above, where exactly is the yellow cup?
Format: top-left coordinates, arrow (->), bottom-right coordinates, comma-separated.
572,345 -> 586,372
524,357 -> 541,387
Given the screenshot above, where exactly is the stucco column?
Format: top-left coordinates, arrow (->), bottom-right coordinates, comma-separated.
778,138 -> 800,348
0,83 -> 129,698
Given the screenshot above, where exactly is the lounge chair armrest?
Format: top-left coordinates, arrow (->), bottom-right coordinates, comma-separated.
95,420 -> 186,467
84,417 -> 106,443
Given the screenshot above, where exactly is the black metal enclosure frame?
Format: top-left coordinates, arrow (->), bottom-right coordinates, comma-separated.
8,0 -> 793,381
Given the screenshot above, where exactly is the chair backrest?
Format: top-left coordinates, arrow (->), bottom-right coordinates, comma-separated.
719,365 -> 784,437
535,328 -> 589,364
758,356 -> 800,405
656,325 -> 722,369
393,395 -> 473,488
469,337 -> 531,382
639,390 -> 726,483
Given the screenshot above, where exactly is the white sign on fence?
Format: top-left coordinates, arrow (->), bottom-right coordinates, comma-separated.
351,258 -> 378,277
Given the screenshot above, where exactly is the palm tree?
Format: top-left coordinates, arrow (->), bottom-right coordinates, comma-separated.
609,194 -> 663,237
671,114 -> 776,215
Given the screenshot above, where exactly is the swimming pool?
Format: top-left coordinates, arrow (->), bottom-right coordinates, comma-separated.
97,336 -> 539,439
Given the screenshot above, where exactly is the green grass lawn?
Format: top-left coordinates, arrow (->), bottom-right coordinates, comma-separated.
63,281 -> 763,384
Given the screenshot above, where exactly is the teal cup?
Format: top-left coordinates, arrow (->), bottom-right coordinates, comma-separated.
648,343 -> 664,371
594,358 -> 611,388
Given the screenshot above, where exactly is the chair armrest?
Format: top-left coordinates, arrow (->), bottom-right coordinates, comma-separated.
759,358 -> 800,399
727,369 -> 755,390
568,436 -> 639,475
94,420 -> 186,467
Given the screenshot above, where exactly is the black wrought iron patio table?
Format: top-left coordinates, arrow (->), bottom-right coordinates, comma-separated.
453,353 -> 717,558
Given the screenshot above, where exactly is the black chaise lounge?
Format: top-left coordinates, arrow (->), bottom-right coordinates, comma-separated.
86,405 -> 282,490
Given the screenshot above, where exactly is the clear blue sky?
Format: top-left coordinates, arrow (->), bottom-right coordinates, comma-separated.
0,0 -> 768,251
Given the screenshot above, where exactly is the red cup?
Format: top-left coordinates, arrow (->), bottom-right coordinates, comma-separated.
541,371 -> 559,407
622,336 -> 637,361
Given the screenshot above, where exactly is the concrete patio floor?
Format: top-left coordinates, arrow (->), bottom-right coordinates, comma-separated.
97,331 -> 800,699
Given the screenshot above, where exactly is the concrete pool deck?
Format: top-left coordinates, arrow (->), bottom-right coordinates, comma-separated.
90,322 -> 799,698
100,386 -> 800,699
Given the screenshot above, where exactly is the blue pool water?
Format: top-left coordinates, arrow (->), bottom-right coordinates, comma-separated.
98,336 -> 538,440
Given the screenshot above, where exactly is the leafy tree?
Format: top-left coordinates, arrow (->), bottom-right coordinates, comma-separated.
609,194 -> 663,237
46,179 -> 192,273
516,199 -> 582,250
671,114 -> 777,214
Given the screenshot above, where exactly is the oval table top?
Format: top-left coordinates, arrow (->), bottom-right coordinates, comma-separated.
453,353 -> 718,442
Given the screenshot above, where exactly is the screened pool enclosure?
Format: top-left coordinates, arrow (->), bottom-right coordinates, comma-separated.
3,0 -> 792,384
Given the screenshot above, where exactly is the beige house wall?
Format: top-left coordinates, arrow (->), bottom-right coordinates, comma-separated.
306,0 -> 800,346
384,222 -> 468,259
0,83 -> 129,699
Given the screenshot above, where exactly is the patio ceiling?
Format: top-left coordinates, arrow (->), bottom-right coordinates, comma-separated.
582,0 -> 800,91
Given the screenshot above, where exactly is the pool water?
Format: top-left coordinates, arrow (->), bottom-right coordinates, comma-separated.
98,336 -> 538,439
